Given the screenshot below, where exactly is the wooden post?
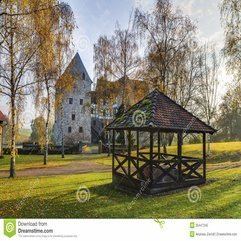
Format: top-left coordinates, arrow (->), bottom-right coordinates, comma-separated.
112,130 -> 115,175
128,129 -> 131,176
177,132 -> 183,182
136,130 -> 139,169
158,130 -> 161,161
150,131 -> 153,184
98,140 -> 103,154
203,133 -> 206,181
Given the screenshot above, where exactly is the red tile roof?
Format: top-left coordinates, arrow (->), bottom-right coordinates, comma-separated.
0,111 -> 7,122
106,89 -> 216,134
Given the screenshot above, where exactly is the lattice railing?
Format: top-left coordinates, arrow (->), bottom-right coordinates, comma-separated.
113,152 -> 204,185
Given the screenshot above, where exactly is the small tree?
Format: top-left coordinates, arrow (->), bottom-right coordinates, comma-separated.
30,116 -> 45,147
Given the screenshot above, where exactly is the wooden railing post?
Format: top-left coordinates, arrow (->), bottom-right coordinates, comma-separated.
178,132 -> 183,182
136,130 -> 139,169
203,133 -> 206,181
128,129 -> 131,176
112,130 -> 115,175
158,130 -> 161,161
150,131 -> 154,184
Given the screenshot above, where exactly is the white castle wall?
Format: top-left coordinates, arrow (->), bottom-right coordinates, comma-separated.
54,54 -> 92,146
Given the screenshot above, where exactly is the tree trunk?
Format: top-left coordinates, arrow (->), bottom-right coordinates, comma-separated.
9,19 -> 16,178
9,97 -> 16,178
61,103 -> 65,158
44,82 -> 50,165
43,121 -> 49,165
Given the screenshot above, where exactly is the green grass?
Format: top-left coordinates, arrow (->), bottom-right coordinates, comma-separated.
0,142 -> 241,218
0,154 -> 109,170
97,142 -> 241,165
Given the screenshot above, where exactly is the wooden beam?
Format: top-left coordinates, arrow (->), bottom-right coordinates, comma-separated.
136,130 -> 139,169
177,132 -> 183,182
158,130 -> 161,161
112,130 -> 115,174
150,131 -> 154,184
203,133 -> 206,181
128,129 -> 131,176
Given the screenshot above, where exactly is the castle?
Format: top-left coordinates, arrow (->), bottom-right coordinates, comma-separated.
54,52 -> 149,146
54,53 -> 92,145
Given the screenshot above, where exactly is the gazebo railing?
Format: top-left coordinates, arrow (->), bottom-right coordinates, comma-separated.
113,152 -> 205,187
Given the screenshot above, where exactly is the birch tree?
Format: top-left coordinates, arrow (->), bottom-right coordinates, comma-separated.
33,1 -> 75,165
134,0 -> 197,150
134,0 -> 196,95
220,0 -> 241,82
0,0 -> 74,176
195,44 -> 219,154
0,0 -> 39,177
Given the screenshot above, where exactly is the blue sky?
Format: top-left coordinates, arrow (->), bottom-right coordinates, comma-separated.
66,0 -> 226,82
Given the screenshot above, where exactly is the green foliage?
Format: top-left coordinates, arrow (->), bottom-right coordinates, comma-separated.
30,117 -> 45,144
116,131 -> 125,145
214,84 -> 241,141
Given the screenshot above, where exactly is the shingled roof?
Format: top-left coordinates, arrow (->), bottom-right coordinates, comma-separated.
0,111 -> 7,123
106,89 -> 216,134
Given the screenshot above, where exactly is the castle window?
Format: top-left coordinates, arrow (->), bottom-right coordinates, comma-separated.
68,126 -> 72,133
80,99 -> 83,105
72,114 -> 75,121
79,127 -> 83,133
69,98 -> 73,104
82,72 -> 85,80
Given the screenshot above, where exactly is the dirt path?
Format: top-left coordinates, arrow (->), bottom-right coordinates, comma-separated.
0,160 -> 111,178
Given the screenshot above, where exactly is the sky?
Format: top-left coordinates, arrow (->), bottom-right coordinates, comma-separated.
66,0 -> 227,81
0,0 -> 231,127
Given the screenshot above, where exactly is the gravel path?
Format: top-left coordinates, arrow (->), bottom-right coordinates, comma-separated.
0,160 -> 111,178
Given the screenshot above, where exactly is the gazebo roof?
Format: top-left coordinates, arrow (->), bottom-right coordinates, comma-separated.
106,89 -> 216,134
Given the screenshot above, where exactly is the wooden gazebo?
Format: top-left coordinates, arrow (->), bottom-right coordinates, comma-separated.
106,89 -> 216,194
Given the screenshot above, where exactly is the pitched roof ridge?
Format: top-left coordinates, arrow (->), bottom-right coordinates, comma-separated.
149,89 -> 159,127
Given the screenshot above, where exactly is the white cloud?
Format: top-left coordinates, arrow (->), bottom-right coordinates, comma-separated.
196,29 -> 224,51
133,0 -> 153,9
175,0 -> 204,17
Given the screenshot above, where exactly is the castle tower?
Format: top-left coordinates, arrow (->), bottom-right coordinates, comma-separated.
54,53 -> 92,145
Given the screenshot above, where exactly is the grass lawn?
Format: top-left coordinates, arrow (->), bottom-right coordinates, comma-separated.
0,154 -> 109,170
0,142 -> 241,218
